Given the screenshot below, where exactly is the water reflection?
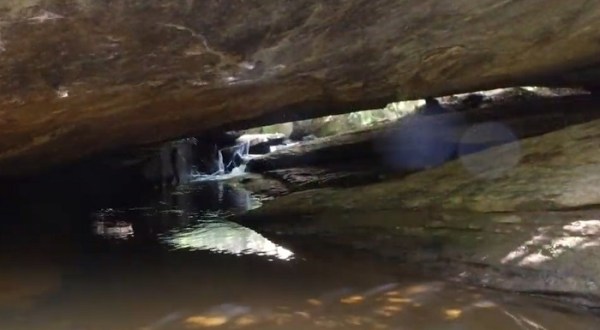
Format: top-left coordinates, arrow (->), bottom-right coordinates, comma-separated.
1,180 -> 600,330
161,219 -> 294,260
89,181 -> 292,260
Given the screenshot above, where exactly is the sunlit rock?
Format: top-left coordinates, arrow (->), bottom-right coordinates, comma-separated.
250,114 -> 600,215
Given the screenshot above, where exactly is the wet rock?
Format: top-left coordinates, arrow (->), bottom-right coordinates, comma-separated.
392,122 -> 600,212
246,122 -> 391,173
286,102 -> 425,141
247,99 -> 600,216
440,87 -> 589,112
302,134 -> 318,142
419,97 -> 452,116
3,1 -> 600,175
244,123 -> 294,138
241,209 -> 600,307
230,174 -> 289,198
263,166 -> 387,192
237,133 -> 287,154
289,115 -> 363,141
140,138 -> 206,186
247,94 -> 600,176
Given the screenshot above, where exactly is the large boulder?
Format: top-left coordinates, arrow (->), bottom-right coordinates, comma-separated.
246,93 -> 600,174
3,1 -> 600,175
248,106 -> 600,216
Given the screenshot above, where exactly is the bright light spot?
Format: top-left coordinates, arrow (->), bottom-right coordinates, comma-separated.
223,76 -> 239,85
375,305 -> 403,317
403,284 -> 434,295
190,165 -> 250,182
234,315 -> 259,326
387,297 -> 412,304
307,299 -> 323,306
340,295 -> 364,304
563,220 -> 600,235
56,87 -> 69,98
502,220 -> 600,266
444,308 -> 463,320
239,61 -> 256,70
185,315 -> 228,328
161,220 -> 294,260
294,311 -> 311,319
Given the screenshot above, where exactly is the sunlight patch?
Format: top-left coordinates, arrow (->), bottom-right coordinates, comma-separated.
161,220 -> 294,260
444,308 -> 463,320
501,220 -> 600,266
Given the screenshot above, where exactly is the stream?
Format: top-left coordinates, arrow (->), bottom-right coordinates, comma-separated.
0,180 -> 598,330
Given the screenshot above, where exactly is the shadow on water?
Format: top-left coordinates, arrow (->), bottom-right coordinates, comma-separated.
1,179 -> 599,329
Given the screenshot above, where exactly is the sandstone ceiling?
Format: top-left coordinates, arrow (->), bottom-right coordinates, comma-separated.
1,0 -> 600,176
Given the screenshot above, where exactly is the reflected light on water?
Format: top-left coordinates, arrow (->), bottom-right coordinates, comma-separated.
160,220 -> 294,260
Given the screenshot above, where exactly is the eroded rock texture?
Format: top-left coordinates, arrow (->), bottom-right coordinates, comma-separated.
2,1 -> 600,175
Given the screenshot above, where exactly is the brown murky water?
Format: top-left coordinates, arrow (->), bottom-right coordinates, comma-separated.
0,181 -> 598,330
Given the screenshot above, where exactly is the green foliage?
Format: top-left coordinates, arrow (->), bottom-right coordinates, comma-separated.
248,100 -> 425,138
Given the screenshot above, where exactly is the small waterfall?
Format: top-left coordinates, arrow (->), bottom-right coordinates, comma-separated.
216,149 -> 225,175
224,141 -> 249,172
192,141 -> 250,182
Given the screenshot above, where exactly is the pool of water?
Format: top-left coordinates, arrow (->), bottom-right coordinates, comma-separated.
0,181 -> 598,330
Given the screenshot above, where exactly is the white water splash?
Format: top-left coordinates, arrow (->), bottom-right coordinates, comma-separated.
217,149 -> 225,174
191,164 -> 248,182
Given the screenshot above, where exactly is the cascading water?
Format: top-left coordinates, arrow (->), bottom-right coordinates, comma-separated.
192,140 -> 251,182
225,141 -> 249,171
147,133 -> 297,186
216,149 -> 225,175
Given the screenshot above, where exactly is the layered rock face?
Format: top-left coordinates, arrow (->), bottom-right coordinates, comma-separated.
2,1 -> 600,175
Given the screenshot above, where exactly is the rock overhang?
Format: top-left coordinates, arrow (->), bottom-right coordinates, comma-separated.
2,1 -> 600,176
